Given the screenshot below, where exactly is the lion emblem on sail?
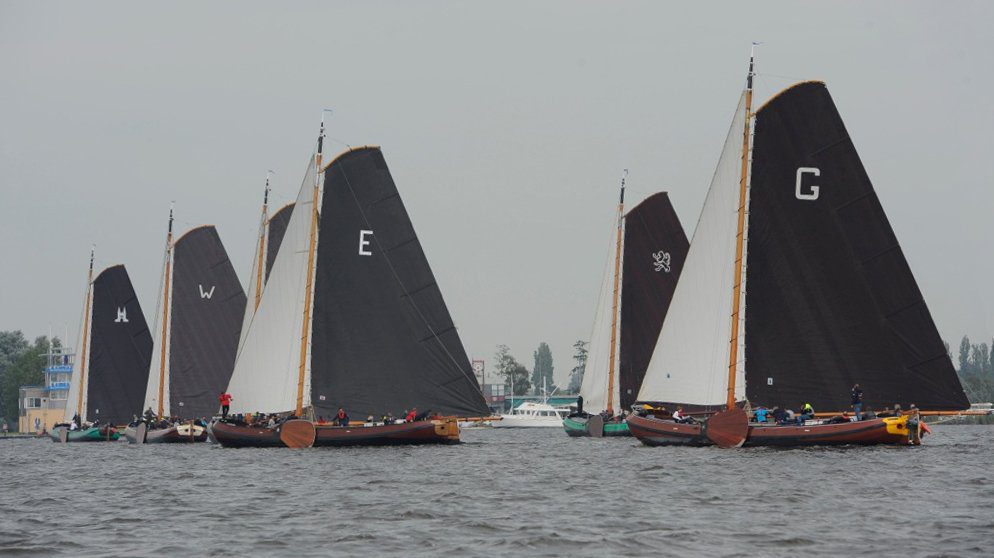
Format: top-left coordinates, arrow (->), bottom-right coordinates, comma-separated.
652,251 -> 671,273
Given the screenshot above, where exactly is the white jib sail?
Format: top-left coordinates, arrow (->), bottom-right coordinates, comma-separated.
225,156 -> 317,414
579,215 -> 624,414
143,247 -> 174,417
64,285 -> 93,423
235,216 -> 266,362
637,92 -> 748,406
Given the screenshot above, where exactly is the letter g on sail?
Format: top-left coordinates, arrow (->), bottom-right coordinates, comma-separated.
795,167 -> 820,200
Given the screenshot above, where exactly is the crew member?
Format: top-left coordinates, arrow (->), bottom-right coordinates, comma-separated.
335,408 -> 349,426
851,383 -> 864,420
405,408 -> 418,422
218,392 -> 233,419
798,403 -> 814,422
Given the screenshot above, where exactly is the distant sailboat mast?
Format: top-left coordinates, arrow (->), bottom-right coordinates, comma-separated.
253,171 -> 275,311
605,169 -> 627,415
295,115 -> 326,416
73,246 -> 95,419
156,204 -> 175,419
725,47 -> 756,411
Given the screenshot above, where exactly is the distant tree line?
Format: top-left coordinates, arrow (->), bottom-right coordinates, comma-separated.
0,330 -> 59,427
954,335 -> 994,405
491,340 -> 589,397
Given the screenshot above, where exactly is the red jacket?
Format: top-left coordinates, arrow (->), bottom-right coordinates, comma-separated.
219,393 -> 232,406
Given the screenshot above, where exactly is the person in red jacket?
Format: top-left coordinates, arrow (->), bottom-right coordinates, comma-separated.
405,408 -> 417,422
219,392 -> 232,419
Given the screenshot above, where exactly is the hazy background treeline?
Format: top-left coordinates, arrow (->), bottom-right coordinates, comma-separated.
953,336 -> 994,405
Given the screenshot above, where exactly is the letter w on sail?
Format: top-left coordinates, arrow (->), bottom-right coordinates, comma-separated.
198,284 -> 215,299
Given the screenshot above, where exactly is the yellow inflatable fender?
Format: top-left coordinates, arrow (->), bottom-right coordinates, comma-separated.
883,415 -> 909,436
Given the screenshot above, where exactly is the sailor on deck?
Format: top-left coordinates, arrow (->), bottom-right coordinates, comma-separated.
335,408 -> 349,426
219,392 -> 233,419
851,384 -> 864,420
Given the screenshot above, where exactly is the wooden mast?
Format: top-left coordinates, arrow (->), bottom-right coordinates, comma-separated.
253,172 -> 272,311
295,117 -> 324,416
605,169 -> 627,415
156,204 -> 174,420
725,48 -> 756,410
74,246 -> 95,420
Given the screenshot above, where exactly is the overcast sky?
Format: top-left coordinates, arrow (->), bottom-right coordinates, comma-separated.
2,1 -> 992,386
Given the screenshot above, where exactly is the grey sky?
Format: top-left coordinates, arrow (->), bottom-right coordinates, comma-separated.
2,1 -> 992,386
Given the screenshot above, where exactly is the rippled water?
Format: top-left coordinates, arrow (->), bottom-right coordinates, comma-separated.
1,425 -> 992,557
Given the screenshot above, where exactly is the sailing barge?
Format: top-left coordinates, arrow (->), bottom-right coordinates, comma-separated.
126,208 -> 246,444
52,250 -> 153,443
211,120 -> 489,448
565,174 -> 688,438
631,50 -> 969,448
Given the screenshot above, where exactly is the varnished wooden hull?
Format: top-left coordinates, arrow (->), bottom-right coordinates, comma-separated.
207,421 -> 286,448
314,420 -> 460,446
209,418 -> 461,448
743,416 -> 915,447
627,414 -> 710,446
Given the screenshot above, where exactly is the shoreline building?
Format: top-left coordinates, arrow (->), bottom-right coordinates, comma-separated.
18,344 -> 74,434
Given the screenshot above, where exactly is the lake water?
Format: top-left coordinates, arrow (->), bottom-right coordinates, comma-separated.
1,425 -> 992,557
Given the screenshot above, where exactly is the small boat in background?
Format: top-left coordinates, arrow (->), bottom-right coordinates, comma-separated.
52,248 -> 153,443
496,401 -> 570,428
566,171 -> 688,438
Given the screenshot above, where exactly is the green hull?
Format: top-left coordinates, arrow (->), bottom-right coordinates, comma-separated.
562,416 -> 631,437
49,426 -> 120,442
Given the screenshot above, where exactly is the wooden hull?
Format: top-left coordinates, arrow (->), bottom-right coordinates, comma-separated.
126,423 -> 208,444
627,414 -> 710,446
209,418 -> 461,448
49,425 -> 119,443
743,416 -> 916,447
314,419 -> 460,446
207,421 -> 286,448
562,416 -> 631,438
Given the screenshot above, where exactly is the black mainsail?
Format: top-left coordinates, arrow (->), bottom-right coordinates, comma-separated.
67,264 -> 153,425
618,193 -> 689,409
161,226 -> 246,418
744,81 -> 968,412
310,147 -> 489,419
